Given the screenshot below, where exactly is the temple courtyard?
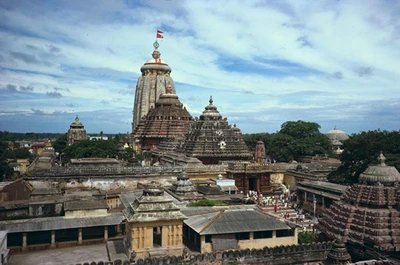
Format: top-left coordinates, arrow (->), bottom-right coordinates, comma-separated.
8,243 -> 109,265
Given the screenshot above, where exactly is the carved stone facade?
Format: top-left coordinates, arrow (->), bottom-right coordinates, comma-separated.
319,153 -> 400,254
67,116 -> 87,146
132,42 -> 176,132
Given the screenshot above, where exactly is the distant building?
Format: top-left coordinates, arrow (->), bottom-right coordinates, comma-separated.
67,116 -> 87,146
325,126 -> 349,154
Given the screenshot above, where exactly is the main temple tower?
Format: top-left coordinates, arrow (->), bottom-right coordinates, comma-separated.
132,41 -> 176,132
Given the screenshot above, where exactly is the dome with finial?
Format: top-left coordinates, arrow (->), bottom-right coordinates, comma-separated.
70,115 -> 84,129
359,152 -> 400,185
325,126 -> 349,142
200,96 -> 222,120
140,41 -> 171,73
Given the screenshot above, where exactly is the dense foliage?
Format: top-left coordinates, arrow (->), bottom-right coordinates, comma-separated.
62,139 -> 118,163
298,231 -> 320,244
328,130 -> 400,184
0,141 -> 32,181
0,131 -> 63,141
243,120 -> 332,162
52,133 -> 67,154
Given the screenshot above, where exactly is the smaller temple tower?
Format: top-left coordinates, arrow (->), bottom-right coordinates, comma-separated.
67,116 -> 87,146
255,140 -> 266,163
179,96 -> 252,164
121,182 -> 187,260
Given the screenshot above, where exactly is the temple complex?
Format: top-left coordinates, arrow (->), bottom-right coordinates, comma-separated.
132,41 -> 176,132
319,153 -> 400,256
133,85 -> 194,153
178,97 -> 252,164
67,116 -> 87,146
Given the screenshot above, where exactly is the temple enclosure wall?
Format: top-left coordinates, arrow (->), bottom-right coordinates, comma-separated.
69,242 -> 333,265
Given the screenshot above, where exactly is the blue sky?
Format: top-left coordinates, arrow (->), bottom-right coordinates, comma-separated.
0,0 -> 399,135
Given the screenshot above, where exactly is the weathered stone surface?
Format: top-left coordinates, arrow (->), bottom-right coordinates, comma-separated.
319,154 -> 400,253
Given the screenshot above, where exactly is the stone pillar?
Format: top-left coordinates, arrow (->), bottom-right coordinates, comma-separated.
322,197 -> 325,209
51,230 -> 56,248
78,228 -> 82,245
104,226 -> 108,242
304,191 -> 307,202
272,230 -> 276,239
22,232 -> 27,251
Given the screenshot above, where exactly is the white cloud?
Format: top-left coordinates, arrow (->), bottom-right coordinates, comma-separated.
0,0 -> 399,134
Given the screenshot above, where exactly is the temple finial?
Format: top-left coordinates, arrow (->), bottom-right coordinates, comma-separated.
75,115 -> 79,122
378,151 -> 386,166
209,96 -> 213,105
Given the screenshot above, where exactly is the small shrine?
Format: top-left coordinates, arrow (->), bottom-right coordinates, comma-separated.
121,182 -> 187,260
170,172 -> 201,200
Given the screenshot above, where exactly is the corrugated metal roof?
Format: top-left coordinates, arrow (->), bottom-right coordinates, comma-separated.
184,208 -> 291,235
0,213 -> 124,233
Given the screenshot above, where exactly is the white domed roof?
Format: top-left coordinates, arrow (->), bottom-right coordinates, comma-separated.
325,126 -> 349,142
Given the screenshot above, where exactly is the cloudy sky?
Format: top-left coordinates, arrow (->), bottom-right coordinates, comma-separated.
0,0 -> 399,135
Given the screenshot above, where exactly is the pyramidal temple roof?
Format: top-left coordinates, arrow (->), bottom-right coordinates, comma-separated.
133,86 -> 194,140
178,96 -> 251,163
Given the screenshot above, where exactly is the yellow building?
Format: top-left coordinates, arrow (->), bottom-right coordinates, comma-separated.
182,207 -> 298,253
120,182 -> 187,260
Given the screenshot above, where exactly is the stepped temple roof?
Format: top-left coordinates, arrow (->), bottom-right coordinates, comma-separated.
133,86 -> 194,145
178,96 -> 251,164
319,153 -> 400,253
121,181 -> 187,223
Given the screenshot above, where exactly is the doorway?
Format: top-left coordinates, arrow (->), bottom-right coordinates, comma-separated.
153,226 -> 162,247
248,178 -> 257,191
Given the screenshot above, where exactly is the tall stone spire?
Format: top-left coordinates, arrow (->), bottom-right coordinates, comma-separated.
132,41 -> 176,132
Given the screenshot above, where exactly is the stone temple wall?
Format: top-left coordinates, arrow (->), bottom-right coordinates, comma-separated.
69,242 -> 333,265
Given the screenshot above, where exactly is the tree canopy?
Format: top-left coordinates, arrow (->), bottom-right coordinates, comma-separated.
243,120 -> 332,162
328,130 -> 400,184
62,139 -> 118,163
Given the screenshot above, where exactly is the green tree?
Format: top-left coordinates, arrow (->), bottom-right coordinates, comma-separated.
62,139 -> 118,162
328,130 -> 400,184
268,120 -> 332,162
0,142 -> 14,181
53,133 -> 68,154
242,133 -> 272,151
298,231 -> 320,244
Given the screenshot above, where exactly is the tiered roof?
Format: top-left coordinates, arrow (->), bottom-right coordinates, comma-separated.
122,181 -> 187,223
133,86 -> 194,147
178,97 -> 251,164
319,153 -> 400,253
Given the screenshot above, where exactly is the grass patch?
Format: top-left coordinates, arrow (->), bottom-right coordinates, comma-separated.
188,199 -> 225,207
